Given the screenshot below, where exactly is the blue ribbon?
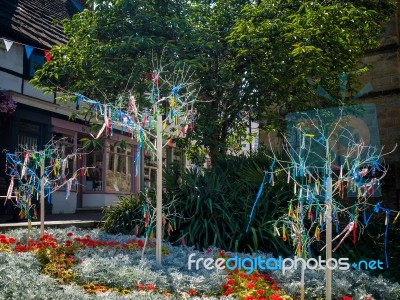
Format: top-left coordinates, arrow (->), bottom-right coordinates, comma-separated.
269,159 -> 276,171
135,132 -> 143,177
172,84 -> 183,97
47,187 -> 52,204
75,93 -> 84,110
384,210 -> 390,268
372,161 -> 382,176
365,202 -> 381,227
246,171 -> 268,233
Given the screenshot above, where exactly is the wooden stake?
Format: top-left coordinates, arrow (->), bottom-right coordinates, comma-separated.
40,158 -> 45,236
156,114 -> 163,265
300,262 -> 305,300
325,176 -> 332,300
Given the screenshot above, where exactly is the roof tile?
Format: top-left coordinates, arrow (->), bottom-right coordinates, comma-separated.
0,0 -> 81,48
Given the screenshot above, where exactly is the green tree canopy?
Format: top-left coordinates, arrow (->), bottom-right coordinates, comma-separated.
228,0 -> 396,129
32,0 -> 396,165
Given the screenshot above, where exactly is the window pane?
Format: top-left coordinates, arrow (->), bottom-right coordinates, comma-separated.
53,133 -> 75,177
86,151 -> 103,191
29,54 -> 45,78
106,146 -> 132,193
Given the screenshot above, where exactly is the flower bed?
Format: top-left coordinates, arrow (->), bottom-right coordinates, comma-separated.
0,227 -> 398,300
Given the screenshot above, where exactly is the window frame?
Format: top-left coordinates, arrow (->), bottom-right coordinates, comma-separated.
23,48 -> 45,80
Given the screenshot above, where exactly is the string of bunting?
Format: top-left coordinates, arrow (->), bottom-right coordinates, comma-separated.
1,38 -> 52,61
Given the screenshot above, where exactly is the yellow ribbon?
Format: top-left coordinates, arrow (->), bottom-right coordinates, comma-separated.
282,225 -> 287,241
315,227 -> 320,241
394,212 -> 400,224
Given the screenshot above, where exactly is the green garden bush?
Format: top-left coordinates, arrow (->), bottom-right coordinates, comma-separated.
164,149 -> 293,255
102,149 -> 292,255
102,194 -> 146,235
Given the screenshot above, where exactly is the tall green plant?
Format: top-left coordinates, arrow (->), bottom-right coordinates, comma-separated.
102,194 -> 145,235
164,149 -> 293,255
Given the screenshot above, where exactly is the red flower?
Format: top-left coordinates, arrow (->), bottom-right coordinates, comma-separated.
271,282 -> 279,291
340,297 -> 353,300
66,257 -> 74,264
257,289 -> 265,296
66,232 -> 74,237
247,282 -> 255,289
223,287 -> 233,296
145,283 -> 156,291
269,294 -> 284,300
188,289 -> 197,296
238,272 -> 250,279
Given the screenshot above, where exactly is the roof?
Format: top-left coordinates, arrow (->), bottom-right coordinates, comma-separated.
0,0 -> 83,49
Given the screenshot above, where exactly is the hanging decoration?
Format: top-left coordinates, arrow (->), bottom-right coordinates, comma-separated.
72,64 -> 197,175
247,73 -> 396,265
1,38 -> 53,66
3,138 -> 90,235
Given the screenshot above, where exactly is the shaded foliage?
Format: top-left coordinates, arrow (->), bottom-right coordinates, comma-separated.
102,194 -> 146,235
31,0 -> 397,165
164,149 -> 293,255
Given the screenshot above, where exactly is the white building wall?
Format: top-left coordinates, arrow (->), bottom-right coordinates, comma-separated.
52,191 -> 77,214
0,42 -> 23,73
82,194 -> 120,208
0,42 -> 54,103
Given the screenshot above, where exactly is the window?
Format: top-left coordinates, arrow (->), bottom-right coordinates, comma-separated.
85,151 -> 103,191
17,120 -> 40,152
53,132 -> 75,177
24,49 -> 45,79
106,144 -> 133,193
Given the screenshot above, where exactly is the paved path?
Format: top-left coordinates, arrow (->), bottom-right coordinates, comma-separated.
0,211 -> 104,230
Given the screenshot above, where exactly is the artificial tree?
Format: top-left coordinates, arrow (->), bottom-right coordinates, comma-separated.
73,64 -> 197,265
247,75 -> 395,300
4,138 -> 88,238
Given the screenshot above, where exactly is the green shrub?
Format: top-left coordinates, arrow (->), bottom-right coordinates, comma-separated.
165,149 -> 293,255
102,194 -> 145,235
102,150 -> 294,255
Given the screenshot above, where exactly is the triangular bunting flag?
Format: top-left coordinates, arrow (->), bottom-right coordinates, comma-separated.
25,45 -> 34,59
3,39 -> 13,52
44,50 -> 52,62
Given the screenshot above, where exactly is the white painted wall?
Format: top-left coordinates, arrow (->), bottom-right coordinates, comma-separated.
0,43 -> 54,102
24,81 -> 54,102
82,193 -> 120,208
0,42 -> 24,74
0,71 -> 22,93
52,191 -> 77,214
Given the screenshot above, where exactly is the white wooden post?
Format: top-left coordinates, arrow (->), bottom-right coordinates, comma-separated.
325,176 -> 332,300
40,158 -> 45,236
156,114 -> 163,265
300,263 -> 305,300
